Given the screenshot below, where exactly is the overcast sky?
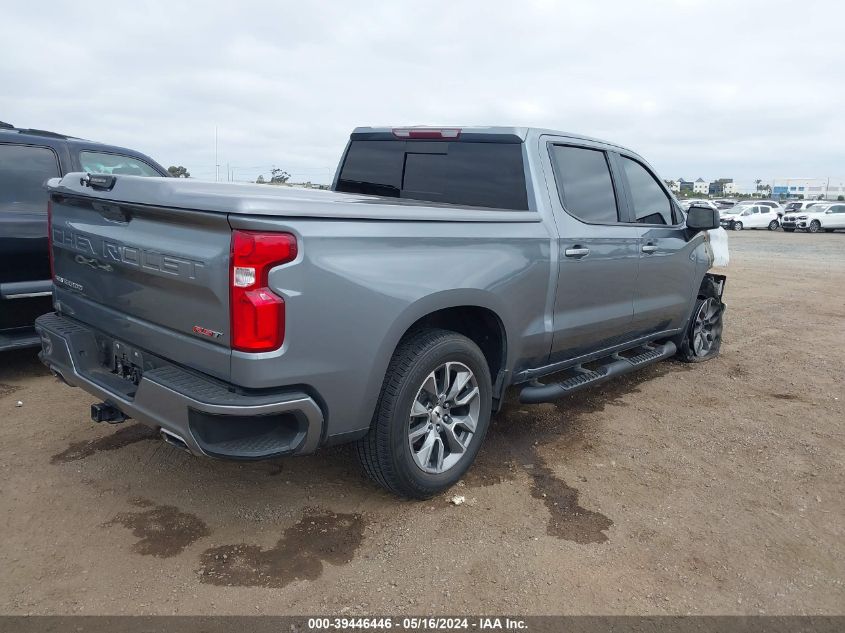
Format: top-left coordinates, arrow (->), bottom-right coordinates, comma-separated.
2,0 -> 842,189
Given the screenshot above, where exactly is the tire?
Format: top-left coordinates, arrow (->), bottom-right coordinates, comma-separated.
677,279 -> 724,363
768,220 -> 779,231
783,228 -> 795,232
356,328 -> 492,499
733,221 -> 743,231
808,220 -> 821,233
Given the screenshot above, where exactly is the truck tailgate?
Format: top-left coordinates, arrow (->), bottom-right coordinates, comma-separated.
49,188 -> 232,378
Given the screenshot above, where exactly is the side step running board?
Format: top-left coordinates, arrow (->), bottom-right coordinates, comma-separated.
519,341 -> 676,404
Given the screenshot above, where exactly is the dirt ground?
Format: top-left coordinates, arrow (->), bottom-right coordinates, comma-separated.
1,230 -> 842,615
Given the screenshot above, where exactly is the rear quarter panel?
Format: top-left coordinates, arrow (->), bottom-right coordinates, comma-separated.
228,215 -> 553,440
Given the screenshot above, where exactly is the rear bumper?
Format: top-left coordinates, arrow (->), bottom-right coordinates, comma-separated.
0,327 -> 42,351
35,312 -> 324,460
0,279 -> 52,299
0,279 -> 53,347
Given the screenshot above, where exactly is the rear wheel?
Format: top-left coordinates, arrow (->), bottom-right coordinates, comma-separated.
808,220 -> 821,233
677,280 -> 724,363
733,221 -> 743,231
356,328 -> 492,499
768,220 -> 779,231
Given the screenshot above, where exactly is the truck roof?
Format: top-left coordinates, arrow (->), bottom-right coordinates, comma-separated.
351,126 -> 634,153
0,125 -> 167,166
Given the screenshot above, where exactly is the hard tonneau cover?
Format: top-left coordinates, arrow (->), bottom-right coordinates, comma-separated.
47,175 -> 539,222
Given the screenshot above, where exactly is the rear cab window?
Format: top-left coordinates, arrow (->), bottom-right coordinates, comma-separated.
548,144 -> 619,223
0,144 -> 61,214
336,139 -> 528,210
79,151 -> 161,177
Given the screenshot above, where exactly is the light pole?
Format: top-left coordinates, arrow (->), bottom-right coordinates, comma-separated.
214,126 -> 219,183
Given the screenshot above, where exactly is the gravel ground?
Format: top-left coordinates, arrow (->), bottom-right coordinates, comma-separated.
0,229 -> 843,615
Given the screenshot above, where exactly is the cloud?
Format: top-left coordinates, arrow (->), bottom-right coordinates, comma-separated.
1,0 -> 841,188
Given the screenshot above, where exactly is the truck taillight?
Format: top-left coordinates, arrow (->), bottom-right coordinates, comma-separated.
230,230 -> 297,352
47,199 -> 54,280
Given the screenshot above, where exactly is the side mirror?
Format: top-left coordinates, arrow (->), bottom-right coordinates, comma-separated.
686,205 -> 720,232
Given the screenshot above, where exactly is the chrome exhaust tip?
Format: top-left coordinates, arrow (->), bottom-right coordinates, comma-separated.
160,428 -> 190,453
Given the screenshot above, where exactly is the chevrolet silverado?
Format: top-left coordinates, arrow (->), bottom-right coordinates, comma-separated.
36,126 -> 725,498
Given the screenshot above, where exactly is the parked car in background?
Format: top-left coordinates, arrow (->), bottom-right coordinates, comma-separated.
681,199 -> 720,212
729,199 -> 784,218
783,200 -> 825,214
780,201 -> 828,232
0,122 -> 168,351
719,203 -> 781,231
36,125 -> 725,498
758,200 -> 784,217
713,199 -> 737,209
781,202 -> 845,233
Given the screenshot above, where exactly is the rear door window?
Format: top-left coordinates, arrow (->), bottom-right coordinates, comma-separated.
0,144 -> 61,213
620,157 -> 675,225
336,140 -> 528,210
79,151 -> 161,177
549,145 -> 619,223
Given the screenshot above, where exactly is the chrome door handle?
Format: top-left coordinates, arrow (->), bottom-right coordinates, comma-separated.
564,247 -> 590,258
641,244 -> 658,254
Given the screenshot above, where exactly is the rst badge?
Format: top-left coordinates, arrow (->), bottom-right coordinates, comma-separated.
192,325 -> 223,340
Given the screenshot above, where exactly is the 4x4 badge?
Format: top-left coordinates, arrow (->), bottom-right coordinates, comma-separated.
74,254 -> 113,272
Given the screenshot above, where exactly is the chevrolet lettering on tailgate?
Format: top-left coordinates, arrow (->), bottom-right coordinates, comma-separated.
52,226 -> 205,279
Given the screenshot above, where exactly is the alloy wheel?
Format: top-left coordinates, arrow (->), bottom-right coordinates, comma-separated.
692,297 -> 722,357
408,361 -> 480,474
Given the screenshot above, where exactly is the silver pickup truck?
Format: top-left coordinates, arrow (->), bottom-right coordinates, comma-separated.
36,126 -> 725,498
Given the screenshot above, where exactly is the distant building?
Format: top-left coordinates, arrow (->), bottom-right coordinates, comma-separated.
693,178 -> 708,195
771,178 -> 845,200
678,178 -> 694,194
709,178 -> 735,196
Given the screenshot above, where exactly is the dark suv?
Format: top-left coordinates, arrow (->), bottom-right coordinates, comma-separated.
0,122 -> 168,351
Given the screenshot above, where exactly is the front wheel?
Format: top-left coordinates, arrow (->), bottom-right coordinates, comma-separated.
808,220 -> 821,233
733,221 -> 743,231
356,328 -> 492,499
768,220 -> 779,231
677,281 -> 724,363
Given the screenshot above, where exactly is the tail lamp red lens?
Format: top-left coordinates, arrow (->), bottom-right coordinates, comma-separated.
230,230 -> 297,352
